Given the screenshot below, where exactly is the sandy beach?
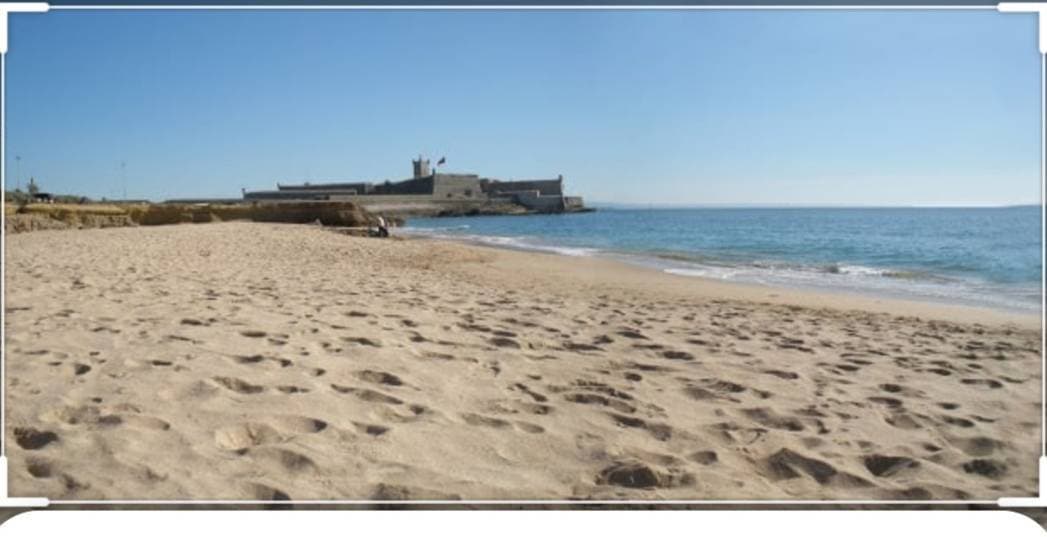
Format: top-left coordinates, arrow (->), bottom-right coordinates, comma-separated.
3,221 -> 1042,501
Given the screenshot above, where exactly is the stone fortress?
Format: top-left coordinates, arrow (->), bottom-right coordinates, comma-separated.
241,156 -> 587,216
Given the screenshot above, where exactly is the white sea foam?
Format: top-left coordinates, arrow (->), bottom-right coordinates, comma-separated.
832,265 -> 889,276
402,226 -> 1039,313
662,259 -> 1039,313
401,228 -> 598,257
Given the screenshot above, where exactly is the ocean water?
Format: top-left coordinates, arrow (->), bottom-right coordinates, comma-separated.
402,207 -> 1044,313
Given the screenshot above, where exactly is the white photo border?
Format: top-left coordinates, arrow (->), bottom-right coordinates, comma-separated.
0,1 -> 1043,509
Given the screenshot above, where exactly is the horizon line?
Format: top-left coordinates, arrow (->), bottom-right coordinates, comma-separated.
3,189 -> 1040,209
586,201 -> 1043,209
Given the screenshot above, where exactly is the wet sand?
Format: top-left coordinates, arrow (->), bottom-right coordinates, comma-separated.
3,222 -> 1041,500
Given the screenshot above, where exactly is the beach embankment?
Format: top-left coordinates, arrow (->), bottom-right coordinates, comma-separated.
3,222 -> 1041,501
3,201 -> 375,234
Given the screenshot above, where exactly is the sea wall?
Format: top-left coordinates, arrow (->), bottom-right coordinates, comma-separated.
504,190 -> 565,213
564,196 -> 585,211
484,179 -> 563,197
349,197 -> 530,218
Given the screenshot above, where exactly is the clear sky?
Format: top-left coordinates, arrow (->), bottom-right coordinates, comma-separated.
3,10 -> 1042,205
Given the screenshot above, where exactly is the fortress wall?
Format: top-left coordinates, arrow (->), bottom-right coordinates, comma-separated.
340,194 -> 447,205
245,190 -> 366,200
507,190 -> 565,212
245,190 -> 330,200
485,179 -> 563,197
564,196 -> 585,210
277,182 -> 372,192
353,198 -> 496,218
373,176 -> 434,195
432,174 -> 483,199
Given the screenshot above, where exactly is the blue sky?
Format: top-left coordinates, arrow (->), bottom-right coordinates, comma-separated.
3,10 -> 1041,205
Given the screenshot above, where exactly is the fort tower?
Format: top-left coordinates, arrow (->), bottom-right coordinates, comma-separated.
412,156 -> 431,179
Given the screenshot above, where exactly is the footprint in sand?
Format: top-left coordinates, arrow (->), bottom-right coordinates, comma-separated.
231,355 -> 266,365
742,408 -> 805,432
951,436 -> 1002,456
25,457 -> 53,478
460,412 -> 511,428
342,336 -> 382,347
688,451 -> 719,465
489,337 -> 520,349
122,415 -> 172,431
607,412 -> 672,441
683,378 -> 752,403
354,370 -> 404,387
330,385 -> 403,405
66,363 -> 92,376
371,404 -> 432,424
763,369 -> 799,380
512,401 -> 554,415
941,415 -> 976,428
564,342 -> 602,352
368,483 -> 463,501
596,460 -> 694,489
962,459 -> 1007,478
270,415 -> 328,434
960,378 -> 1003,389
214,423 -> 285,451
564,392 -> 635,414
14,427 -> 59,450
661,350 -> 695,361
250,447 -> 317,474
510,383 -> 548,403
515,422 -> 545,434
863,455 -> 920,477
243,482 -> 291,501
458,412 -> 544,434
867,396 -> 904,409
212,376 -> 266,394
765,448 -> 871,487
353,422 -> 390,436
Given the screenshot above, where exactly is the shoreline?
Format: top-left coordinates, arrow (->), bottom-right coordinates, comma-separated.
399,206 -> 1042,319
399,231 -> 1042,331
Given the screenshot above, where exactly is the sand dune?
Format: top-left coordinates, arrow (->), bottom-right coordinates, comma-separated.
3,222 -> 1041,500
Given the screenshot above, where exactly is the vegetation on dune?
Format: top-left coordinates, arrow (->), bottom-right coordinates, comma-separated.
4,177 -> 376,233
5,200 -> 375,234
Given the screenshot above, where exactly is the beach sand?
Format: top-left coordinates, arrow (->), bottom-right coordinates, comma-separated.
3,222 -> 1042,501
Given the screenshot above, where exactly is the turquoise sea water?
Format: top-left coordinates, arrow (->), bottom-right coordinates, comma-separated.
403,207 -> 1043,313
